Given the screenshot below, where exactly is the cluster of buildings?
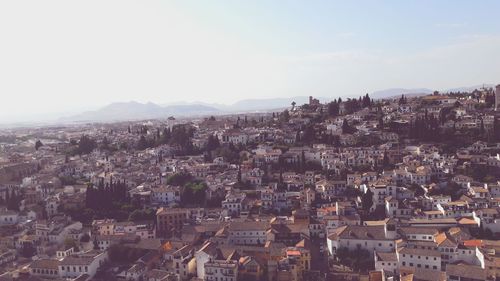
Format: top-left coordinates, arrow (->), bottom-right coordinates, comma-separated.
0,87 -> 500,281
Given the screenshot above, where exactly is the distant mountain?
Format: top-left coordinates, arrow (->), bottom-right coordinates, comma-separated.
163,96 -> 331,112
370,88 -> 433,99
64,97 -> 326,123
230,96 -> 321,111
58,83 -> 497,123
162,104 -> 221,115
370,84 -> 496,99
62,101 -> 220,122
442,84 -> 494,93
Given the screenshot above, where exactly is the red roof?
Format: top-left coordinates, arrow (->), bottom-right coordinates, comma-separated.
463,240 -> 482,247
286,250 -> 301,256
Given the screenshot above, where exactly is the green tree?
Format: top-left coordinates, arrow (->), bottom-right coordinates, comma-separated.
205,134 -> 220,152
167,173 -> 193,186
100,136 -> 110,150
64,238 -> 79,251
76,135 -> 97,154
129,208 -> 155,222
93,238 -> 99,250
6,189 -> 20,211
280,110 -> 290,123
362,189 -> 373,212
80,233 -> 90,243
21,243 -> 36,258
137,135 -> 150,150
378,114 -> 384,129
35,140 -> 43,151
342,119 -> 356,134
181,182 -> 207,206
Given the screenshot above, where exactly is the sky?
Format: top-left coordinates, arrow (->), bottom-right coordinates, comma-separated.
1,0 -> 500,122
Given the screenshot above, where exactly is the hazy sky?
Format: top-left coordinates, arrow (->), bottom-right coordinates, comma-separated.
1,0 -> 500,121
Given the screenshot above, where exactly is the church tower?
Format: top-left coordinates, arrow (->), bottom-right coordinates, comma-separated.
495,84 -> 500,111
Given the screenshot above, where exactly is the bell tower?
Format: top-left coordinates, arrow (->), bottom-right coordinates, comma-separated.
495,84 -> 500,111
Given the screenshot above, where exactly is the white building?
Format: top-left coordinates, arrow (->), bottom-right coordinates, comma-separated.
374,251 -> 398,277
204,260 -> 238,281
195,242 -> 219,279
222,192 -> 246,216
398,247 -> 441,271
151,185 -> 181,206
58,251 -> 107,279
327,220 -> 397,256
228,221 -> 270,245
172,245 -> 196,281
30,259 -> 60,279
0,209 -> 19,225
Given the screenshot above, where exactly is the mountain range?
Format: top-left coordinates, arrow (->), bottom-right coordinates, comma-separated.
61,102 -> 221,122
60,84 -> 495,123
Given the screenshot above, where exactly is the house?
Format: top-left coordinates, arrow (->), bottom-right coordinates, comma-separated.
238,256 -> 264,281
399,267 -> 445,281
30,259 -> 60,279
204,259 -> 238,281
270,221 -> 309,246
58,250 -> 107,278
95,233 -> 137,251
399,227 -> 439,242
219,129 -> 249,145
222,192 -> 246,216
156,207 -> 190,237
446,263 -> 493,281
315,180 -> 347,198
0,209 -> 19,225
172,245 -> 196,281
398,247 -> 441,271
285,246 -> 311,273
195,242 -> 219,279
145,269 -> 178,281
327,220 -> 397,256
56,246 -> 75,259
374,251 -> 398,277
228,221 -> 270,245
151,185 -> 181,206
0,250 -> 16,266
385,197 -> 412,218
124,262 -> 146,281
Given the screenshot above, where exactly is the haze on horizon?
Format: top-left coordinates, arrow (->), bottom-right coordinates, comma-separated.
1,0 -> 500,123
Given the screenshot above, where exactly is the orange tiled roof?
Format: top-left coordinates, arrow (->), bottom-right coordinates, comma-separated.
162,241 -> 173,251
463,240 -> 483,247
286,250 -> 301,256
